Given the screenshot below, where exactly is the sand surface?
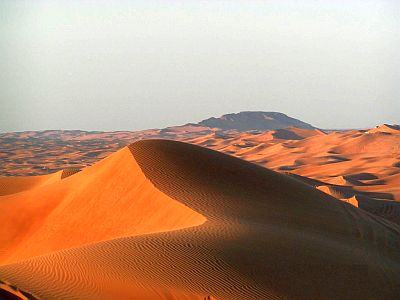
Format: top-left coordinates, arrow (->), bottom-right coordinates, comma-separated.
1,140 -> 400,299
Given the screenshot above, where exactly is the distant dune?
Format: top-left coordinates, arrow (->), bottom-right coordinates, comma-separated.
1,140 -> 400,299
367,124 -> 400,134
1,123 -> 399,221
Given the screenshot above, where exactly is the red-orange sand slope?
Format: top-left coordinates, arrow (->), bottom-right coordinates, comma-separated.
1,140 -> 400,299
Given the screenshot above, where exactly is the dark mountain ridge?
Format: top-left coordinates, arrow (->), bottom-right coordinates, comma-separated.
197,111 -> 314,131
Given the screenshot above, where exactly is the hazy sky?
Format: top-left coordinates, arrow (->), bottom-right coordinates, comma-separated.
1,0 -> 399,131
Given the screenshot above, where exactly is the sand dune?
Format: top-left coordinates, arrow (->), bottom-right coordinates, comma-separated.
367,124 -> 400,134
0,172 -> 62,196
1,125 -> 400,217
1,140 -> 400,299
0,147 -> 205,264
0,168 -> 81,197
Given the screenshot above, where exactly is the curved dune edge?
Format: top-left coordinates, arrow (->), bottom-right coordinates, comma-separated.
1,140 -> 400,299
0,147 -> 206,264
0,168 -> 82,197
0,172 -> 62,196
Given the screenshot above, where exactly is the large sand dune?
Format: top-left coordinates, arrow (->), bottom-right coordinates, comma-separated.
0,147 -> 205,264
1,140 -> 400,299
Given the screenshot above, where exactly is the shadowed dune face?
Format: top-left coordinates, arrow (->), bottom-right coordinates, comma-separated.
60,168 -> 81,179
1,140 -> 400,299
129,141 -> 353,223
0,280 -> 37,300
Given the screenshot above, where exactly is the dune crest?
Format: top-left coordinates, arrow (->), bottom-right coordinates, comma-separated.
0,172 -> 63,196
0,147 -> 206,264
367,124 -> 400,134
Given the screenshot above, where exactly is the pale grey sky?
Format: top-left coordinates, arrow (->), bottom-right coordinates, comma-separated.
1,0 -> 399,132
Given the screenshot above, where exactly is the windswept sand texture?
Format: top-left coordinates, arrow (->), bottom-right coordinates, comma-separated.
1,140 -> 400,299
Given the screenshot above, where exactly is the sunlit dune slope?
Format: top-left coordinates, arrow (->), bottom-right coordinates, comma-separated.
1,140 -> 400,299
0,168 -> 80,197
0,147 -> 205,264
0,172 -> 63,196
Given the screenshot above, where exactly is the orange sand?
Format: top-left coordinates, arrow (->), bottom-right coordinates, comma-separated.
1,140 -> 400,299
0,147 -> 205,264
